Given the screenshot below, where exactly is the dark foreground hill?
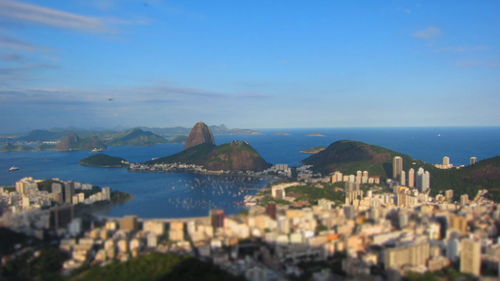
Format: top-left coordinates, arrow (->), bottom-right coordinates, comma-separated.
148,141 -> 271,172
69,253 -> 245,281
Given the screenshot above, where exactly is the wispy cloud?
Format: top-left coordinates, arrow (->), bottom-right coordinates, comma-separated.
0,0 -> 108,33
0,82 -> 270,106
436,45 -> 490,53
0,52 -> 24,62
0,63 -> 58,85
0,33 -> 44,51
456,60 -> 500,68
413,26 -> 442,39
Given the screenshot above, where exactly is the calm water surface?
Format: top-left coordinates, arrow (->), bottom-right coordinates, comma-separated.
1,127 -> 499,218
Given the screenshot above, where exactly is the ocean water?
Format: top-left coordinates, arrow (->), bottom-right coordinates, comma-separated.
0,127 -> 499,218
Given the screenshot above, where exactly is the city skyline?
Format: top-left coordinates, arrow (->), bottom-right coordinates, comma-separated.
1,0 -> 500,132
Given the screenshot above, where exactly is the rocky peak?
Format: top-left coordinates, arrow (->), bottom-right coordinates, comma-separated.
185,122 -> 215,150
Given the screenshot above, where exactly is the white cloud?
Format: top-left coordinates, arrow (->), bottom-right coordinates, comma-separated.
413,26 -> 442,39
0,33 -> 44,51
0,0 -> 107,32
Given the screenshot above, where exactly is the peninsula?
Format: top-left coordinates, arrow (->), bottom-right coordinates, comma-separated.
300,146 -> 326,154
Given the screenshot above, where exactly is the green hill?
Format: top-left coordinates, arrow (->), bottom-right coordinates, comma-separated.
80,153 -> 128,167
55,134 -> 107,151
16,129 -> 66,142
148,141 -> 271,172
69,252 -> 245,281
430,156 -> 500,201
108,128 -> 167,146
303,140 -> 500,201
303,140 -> 430,177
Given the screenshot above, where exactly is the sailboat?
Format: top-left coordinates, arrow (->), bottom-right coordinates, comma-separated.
8,166 -> 20,171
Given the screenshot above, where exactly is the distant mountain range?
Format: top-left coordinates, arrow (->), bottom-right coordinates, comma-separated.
0,124 -> 261,152
107,128 -> 168,146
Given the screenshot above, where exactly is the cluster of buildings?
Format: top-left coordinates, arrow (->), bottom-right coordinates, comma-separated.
434,156 -> 478,170
330,170 -> 381,185
130,162 -> 303,180
392,156 -> 431,192
0,177 -> 112,237
54,176 -> 499,280
2,152 -> 499,281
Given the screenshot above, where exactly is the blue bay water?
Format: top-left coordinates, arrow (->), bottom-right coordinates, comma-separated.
0,127 -> 499,218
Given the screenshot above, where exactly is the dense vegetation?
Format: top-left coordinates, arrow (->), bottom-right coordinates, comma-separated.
149,142 -> 271,171
80,153 -> 127,167
0,227 -> 34,256
69,253 -> 246,281
404,267 -> 479,281
430,156 -> 500,201
285,183 -> 345,204
0,228 -> 68,281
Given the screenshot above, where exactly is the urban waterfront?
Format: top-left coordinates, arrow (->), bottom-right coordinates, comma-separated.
1,127 -> 499,218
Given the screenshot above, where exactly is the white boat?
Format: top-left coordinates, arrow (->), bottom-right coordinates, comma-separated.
8,166 -> 19,171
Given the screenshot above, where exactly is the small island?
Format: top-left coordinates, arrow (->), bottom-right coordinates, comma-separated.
307,133 -> 325,137
275,132 -> 290,136
80,153 -> 128,168
300,146 -> 326,154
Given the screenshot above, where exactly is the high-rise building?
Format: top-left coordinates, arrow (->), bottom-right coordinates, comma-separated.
408,168 -> 415,188
446,239 -> 460,261
102,187 -> 111,201
423,171 -> 430,192
443,156 -> 450,166
50,205 -> 74,230
266,203 -> 277,219
470,157 -> 478,165
416,168 -> 430,192
398,210 -> 408,229
343,205 -> 355,220
15,177 -> 39,195
416,168 -> 424,190
210,209 -> 225,228
460,194 -> 469,205
63,182 -> 75,204
393,156 -> 403,179
400,170 -> 406,186
384,242 -> 430,270
460,239 -> 481,275
445,189 -> 454,201
120,216 -> 138,232
449,216 -> 468,235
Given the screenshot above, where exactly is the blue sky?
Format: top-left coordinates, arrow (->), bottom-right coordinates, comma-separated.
0,0 -> 499,133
